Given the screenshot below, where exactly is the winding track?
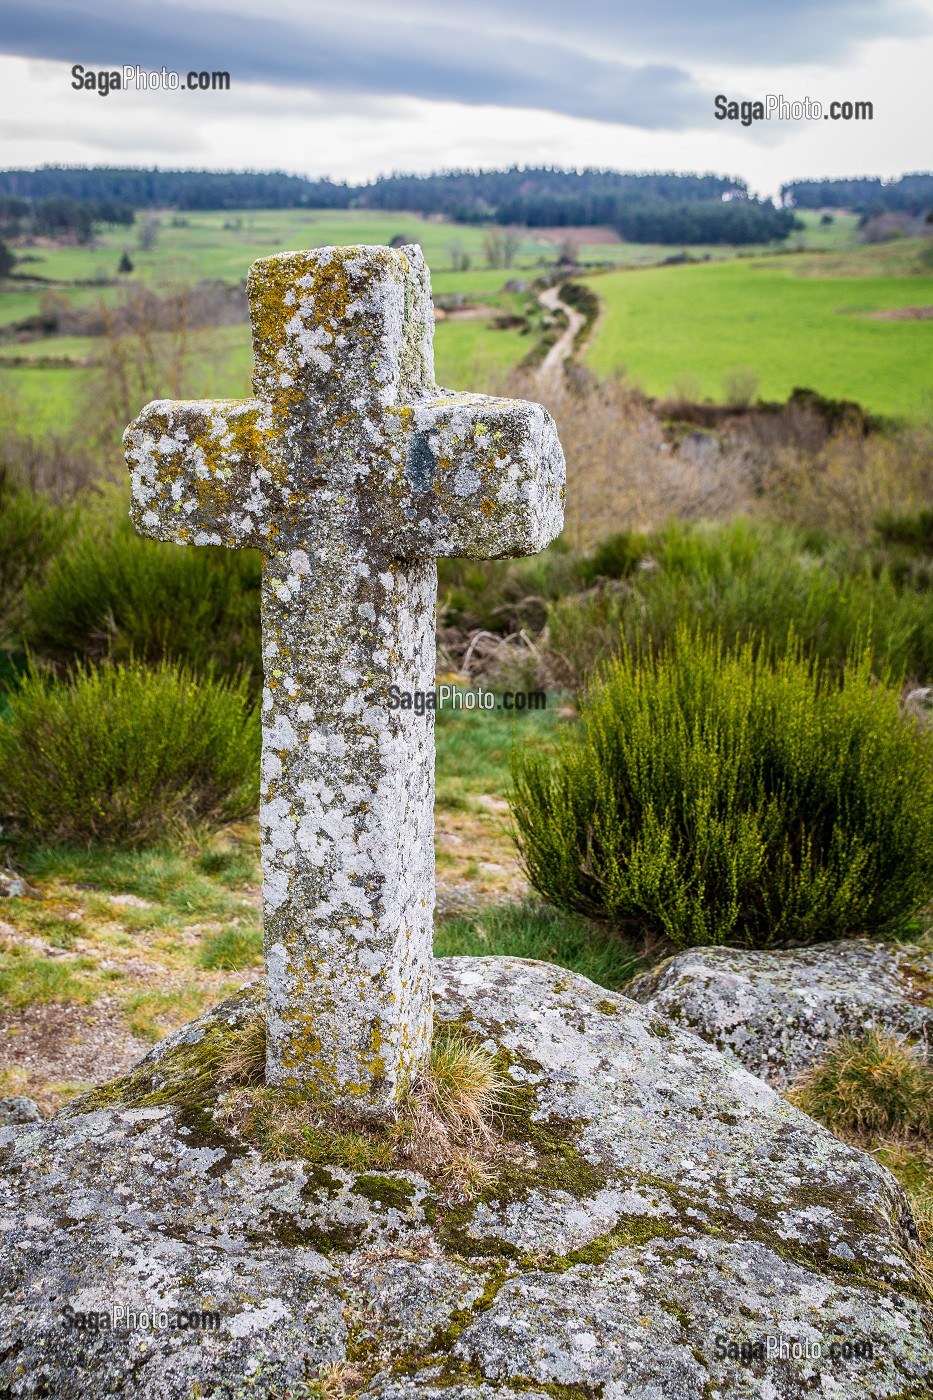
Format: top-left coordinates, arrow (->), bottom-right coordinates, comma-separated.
536,283 -> 587,385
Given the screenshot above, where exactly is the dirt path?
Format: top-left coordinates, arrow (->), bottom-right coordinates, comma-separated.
537,284 -> 587,385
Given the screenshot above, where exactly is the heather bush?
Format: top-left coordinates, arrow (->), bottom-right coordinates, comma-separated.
23,504 -> 262,685
0,484 -> 76,637
511,629 -> 933,948
0,661 -> 259,845
546,519 -> 933,689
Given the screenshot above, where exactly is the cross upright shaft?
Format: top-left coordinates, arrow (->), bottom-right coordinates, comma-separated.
124,244 -> 564,1113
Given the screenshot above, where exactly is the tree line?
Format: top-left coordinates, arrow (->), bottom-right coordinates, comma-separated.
613,198 -> 797,245
0,165 -> 833,247
0,194 -> 134,243
781,174 -> 933,215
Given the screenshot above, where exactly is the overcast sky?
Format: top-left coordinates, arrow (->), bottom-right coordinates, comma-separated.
1,0 -> 931,196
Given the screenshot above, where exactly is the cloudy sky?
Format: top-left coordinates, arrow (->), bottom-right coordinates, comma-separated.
1,0 -> 931,195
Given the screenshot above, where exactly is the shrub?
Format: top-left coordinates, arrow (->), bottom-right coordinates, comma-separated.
546,519 -> 933,689
0,660 -> 259,845
511,629 -> 933,949
876,508 -> 933,556
23,506 -> 262,686
787,1030 -> 933,1135
0,484 -> 76,637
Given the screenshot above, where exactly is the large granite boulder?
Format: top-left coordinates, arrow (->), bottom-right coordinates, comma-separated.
626,938 -> 933,1087
0,957 -> 930,1398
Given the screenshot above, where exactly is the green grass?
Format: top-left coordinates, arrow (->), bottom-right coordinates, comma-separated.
583,247 -> 933,417
6,210 -> 547,297
0,334 -> 101,364
434,702 -> 563,813
2,206 -> 909,426
434,898 -> 645,989
123,985 -> 224,1041
0,951 -> 97,1007
198,924 -> 264,971
0,365 -> 95,431
20,842 -> 260,924
0,314 -> 525,430
434,319 -> 534,391
1,208 -> 860,311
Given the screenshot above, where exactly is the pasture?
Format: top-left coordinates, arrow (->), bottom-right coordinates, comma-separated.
582,241 -> 933,418
0,205 -> 929,425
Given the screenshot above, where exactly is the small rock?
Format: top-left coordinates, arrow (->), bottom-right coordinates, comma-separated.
0,1096 -> 42,1126
0,873 -> 40,900
678,432 -> 721,466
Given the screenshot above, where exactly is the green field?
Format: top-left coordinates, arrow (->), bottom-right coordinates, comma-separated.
583,243 -> 933,418
1,206 -> 930,426
1,206 -> 855,316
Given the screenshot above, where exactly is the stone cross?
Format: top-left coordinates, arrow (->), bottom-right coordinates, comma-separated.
124,245 -> 564,1114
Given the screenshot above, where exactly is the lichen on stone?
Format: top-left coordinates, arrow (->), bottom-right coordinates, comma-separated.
123,245 -> 566,1115
2,959 -> 931,1397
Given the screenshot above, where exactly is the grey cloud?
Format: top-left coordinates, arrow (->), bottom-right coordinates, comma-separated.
0,0 -> 927,130
400,0 -> 931,66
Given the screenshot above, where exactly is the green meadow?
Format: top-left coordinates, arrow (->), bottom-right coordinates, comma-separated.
1,205 -> 930,423
582,242 -> 933,418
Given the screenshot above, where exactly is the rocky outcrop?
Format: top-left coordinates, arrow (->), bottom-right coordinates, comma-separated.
0,957 -> 930,1398
626,938 -> 933,1087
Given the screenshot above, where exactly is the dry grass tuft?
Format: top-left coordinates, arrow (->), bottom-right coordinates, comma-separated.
287,1361 -> 367,1399
422,1027 -> 511,1139
787,1029 -> 933,1135
217,1013 -> 267,1088
215,1018 -> 510,1198
787,1030 -> 933,1289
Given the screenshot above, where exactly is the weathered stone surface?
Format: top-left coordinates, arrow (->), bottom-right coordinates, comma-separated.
0,958 -> 929,1398
626,938 -> 933,1087
123,245 -> 565,1112
0,1096 -> 41,1126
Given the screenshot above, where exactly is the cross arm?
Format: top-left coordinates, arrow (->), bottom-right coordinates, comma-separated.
379,392 -> 566,560
123,397 -> 290,549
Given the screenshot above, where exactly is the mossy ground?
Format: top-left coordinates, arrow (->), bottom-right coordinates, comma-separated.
76,998 -> 607,1218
